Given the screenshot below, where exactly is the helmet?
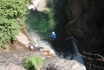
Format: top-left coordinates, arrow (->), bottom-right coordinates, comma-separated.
52,31 -> 55,34
35,44 -> 38,47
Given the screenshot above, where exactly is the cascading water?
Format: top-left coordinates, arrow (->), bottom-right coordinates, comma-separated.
24,10 -> 52,49
28,29 -> 52,49
72,39 -> 84,64
23,0 -> 84,65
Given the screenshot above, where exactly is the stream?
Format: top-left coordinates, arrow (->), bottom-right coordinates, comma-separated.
23,0 -> 84,65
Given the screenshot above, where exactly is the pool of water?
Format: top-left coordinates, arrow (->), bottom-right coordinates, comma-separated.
23,0 -> 84,65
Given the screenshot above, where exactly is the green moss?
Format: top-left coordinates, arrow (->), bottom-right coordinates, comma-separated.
42,0 -> 56,29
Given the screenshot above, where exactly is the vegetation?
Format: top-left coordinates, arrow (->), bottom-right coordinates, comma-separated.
24,0 -> 56,41
23,56 -> 43,70
43,0 -> 56,29
0,0 -> 27,47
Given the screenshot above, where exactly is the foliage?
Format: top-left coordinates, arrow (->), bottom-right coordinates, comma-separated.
0,17 -> 20,47
0,0 -> 27,47
23,56 -> 43,70
42,0 -> 56,29
0,0 -> 27,19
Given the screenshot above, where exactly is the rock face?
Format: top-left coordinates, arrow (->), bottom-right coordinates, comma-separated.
28,0 -> 49,12
68,0 -> 104,69
0,55 -> 26,70
0,52 -> 47,70
0,18 -> 36,52
16,32 -> 31,46
28,0 -> 54,12
36,0 -> 48,12
41,57 -> 86,70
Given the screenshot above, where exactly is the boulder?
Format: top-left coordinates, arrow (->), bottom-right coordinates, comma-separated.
28,0 -> 53,12
0,56 -> 26,70
16,33 -> 31,46
40,48 -> 56,56
40,57 -> 86,70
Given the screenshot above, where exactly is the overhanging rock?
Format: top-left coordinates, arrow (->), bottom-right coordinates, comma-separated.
40,56 -> 86,70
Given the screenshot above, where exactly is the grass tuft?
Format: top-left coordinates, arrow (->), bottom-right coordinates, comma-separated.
23,56 -> 43,70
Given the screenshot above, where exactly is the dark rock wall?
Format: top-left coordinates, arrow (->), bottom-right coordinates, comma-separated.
68,0 -> 104,69
51,0 -> 76,59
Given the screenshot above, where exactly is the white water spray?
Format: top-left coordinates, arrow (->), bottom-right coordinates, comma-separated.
59,37 -> 84,64
28,30 -> 52,49
72,40 -> 84,64
27,26 -> 84,64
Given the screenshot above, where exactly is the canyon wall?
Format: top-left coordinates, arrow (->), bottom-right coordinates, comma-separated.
68,0 -> 104,70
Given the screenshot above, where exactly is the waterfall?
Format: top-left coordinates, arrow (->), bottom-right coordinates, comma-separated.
27,29 -> 52,49
56,36 -> 84,64
27,28 -> 84,64
24,0 -> 84,65
72,40 -> 84,64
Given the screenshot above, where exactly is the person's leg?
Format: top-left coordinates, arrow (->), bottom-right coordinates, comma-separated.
34,47 -> 36,52
37,47 -> 40,52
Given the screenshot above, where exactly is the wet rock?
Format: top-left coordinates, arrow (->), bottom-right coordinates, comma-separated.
16,32 -> 31,46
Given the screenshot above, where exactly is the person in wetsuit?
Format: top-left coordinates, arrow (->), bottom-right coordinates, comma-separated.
51,31 -> 56,41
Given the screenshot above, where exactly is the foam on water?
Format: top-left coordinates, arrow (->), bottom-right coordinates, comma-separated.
29,30 -> 52,49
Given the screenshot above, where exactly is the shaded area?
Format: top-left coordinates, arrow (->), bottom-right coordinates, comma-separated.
68,0 -> 104,69
25,10 -> 51,40
25,0 -> 77,60
50,0 -> 76,59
